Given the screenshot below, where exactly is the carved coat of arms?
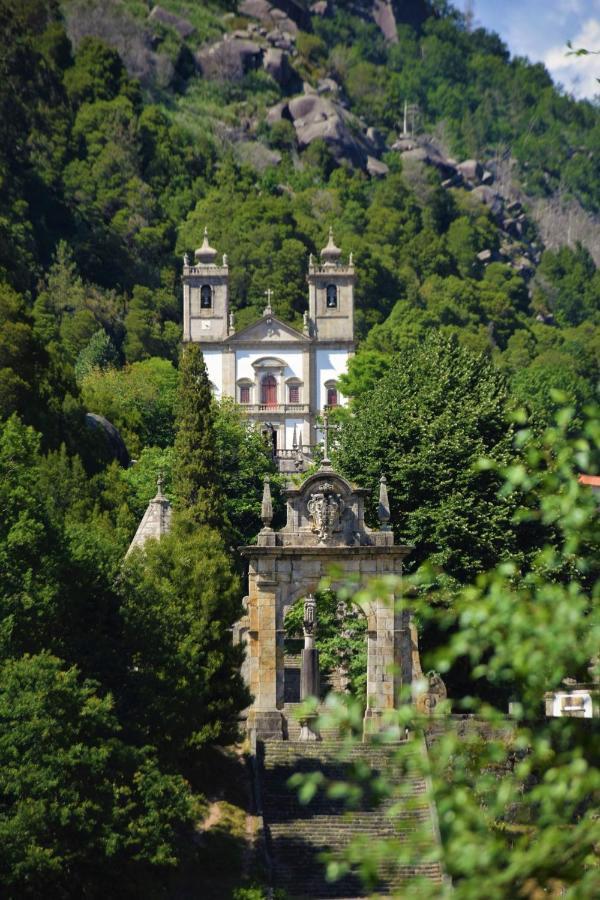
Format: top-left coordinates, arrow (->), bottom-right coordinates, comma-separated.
307,482 -> 345,543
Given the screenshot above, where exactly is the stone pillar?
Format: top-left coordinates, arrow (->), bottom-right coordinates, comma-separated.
299,594 -> 321,741
364,593 -> 409,736
222,347 -> 236,399
247,575 -> 284,740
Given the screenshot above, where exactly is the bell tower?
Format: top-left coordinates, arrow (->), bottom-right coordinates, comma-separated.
182,228 -> 231,342
307,228 -> 355,342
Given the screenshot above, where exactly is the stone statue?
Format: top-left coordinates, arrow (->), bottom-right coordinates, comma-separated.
415,670 -> 447,715
303,593 -> 317,649
183,252 -> 190,266
307,483 -> 345,543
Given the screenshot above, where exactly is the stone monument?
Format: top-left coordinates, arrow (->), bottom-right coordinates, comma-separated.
236,460 -> 424,740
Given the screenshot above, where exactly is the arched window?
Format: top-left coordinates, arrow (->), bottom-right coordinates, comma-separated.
326,284 -> 337,308
327,386 -> 338,407
200,284 -> 212,309
288,384 -> 300,403
261,374 -> 277,407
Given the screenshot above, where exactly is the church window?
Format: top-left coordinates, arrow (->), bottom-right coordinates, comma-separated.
327,387 -> 338,407
240,385 -> 250,404
261,374 -> 277,407
326,284 -> 337,308
288,384 -> 300,404
200,284 -> 212,308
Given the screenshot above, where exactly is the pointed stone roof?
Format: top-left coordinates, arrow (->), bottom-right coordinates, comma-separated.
195,227 -> 218,264
126,476 -> 172,556
320,226 -> 342,266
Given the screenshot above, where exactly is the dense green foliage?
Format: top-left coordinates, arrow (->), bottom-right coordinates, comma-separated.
335,335 -> 515,583
295,403 -> 600,897
120,520 -> 250,763
285,590 -> 368,699
0,653 -> 193,898
0,0 -> 599,893
172,343 -> 224,528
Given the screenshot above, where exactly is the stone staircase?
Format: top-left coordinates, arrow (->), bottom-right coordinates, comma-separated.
256,738 -> 444,898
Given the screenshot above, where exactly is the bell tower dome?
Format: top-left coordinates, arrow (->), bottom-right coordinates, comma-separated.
183,227 -> 230,342
307,228 -> 355,342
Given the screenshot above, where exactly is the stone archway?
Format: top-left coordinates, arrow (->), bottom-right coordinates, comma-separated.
237,464 -> 424,740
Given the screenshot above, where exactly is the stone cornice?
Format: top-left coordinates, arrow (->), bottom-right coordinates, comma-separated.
238,545 -> 413,559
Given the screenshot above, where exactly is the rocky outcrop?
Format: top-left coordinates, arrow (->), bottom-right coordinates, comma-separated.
239,0 -> 305,35
373,0 -> 398,43
263,47 -> 292,85
392,135 -> 545,275
196,37 -> 263,80
284,93 -> 382,169
148,5 -> 195,40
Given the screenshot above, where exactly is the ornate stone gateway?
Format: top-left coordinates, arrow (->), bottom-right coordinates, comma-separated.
236,462 -> 424,740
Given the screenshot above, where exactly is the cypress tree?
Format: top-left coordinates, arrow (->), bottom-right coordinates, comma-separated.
172,343 -> 224,530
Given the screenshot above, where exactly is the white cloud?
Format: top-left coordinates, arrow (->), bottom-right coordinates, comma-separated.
544,18 -> 600,99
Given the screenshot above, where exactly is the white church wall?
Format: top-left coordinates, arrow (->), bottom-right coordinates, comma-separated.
315,349 -> 350,408
203,350 -> 223,397
284,418 -> 304,450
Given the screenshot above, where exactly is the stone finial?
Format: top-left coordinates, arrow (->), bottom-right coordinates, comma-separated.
195,226 -> 218,264
309,252 -> 314,268
183,252 -> 190,267
378,474 -> 391,530
223,253 -> 228,266
303,593 -> 317,648
261,476 -> 273,529
321,226 -> 341,266
292,424 -> 298,450
155,472 -> 165,499
229,311 -> 235,333
303,309 -> 310,335
349,251 -> 354,266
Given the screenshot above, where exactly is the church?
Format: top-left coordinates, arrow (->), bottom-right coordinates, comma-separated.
181,227 -> 355,469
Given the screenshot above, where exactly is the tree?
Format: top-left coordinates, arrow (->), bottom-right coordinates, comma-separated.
335,334 -> 515,585
293,402 -> 600,898
0,652 -> 192,899
172,344 -> 223,530
213,398 -> 277,546
118,520 -> 250,764
81,357 -> 178,455
75,327 -> 119,383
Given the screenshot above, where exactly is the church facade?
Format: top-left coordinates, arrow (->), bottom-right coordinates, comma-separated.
182,228 -> 355,466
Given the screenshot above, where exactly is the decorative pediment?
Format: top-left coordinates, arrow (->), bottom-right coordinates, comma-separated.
229,314 -> 309,344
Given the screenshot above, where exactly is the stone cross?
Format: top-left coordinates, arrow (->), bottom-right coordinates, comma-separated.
321,408 -> 336,467
264,288 -> 274,315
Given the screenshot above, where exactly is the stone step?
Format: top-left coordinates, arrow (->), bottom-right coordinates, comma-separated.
257,736 -> 443,897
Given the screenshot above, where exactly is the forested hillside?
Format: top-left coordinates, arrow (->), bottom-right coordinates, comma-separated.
0,1 -> 598,896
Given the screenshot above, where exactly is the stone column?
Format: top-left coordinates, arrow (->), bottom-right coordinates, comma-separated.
222,347 -> 236,400
247,573 -> 284,740
364,593 -> 406,736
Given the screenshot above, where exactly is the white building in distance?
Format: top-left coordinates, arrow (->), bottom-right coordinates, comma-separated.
182,228 -> 355,469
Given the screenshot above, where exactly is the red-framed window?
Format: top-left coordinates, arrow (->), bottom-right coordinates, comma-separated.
240,385 -> 250,404
327,387 -> 338,407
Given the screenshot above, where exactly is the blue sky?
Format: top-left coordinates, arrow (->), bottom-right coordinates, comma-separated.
472,0 -> 600,99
